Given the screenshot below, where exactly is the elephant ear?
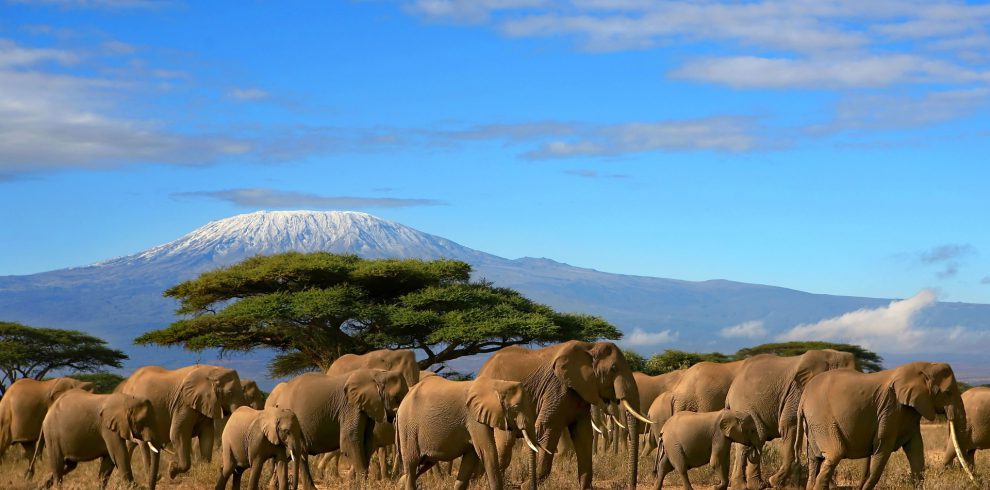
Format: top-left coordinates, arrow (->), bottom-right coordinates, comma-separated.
552,344 -> 603,406
101,403 -> 132,441
179,370 -> 222,419
466,379 -> 511,430
345,370 -> 386,423
893,367 -> 937,421
717,411 -> 738,439
261,410 -> 280,446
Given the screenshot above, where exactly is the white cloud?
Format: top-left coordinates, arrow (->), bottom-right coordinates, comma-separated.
777,290 -> 963,353
228,87 -> 269,100
720,320 -> 767,339
625,328 -> 678,346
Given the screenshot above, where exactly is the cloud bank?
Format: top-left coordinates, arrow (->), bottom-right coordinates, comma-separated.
174,188 -> 446,209
720,320 -> 767,339
625,328 -> 678,347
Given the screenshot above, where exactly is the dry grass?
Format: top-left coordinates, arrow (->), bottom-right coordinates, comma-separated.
1,423 -> 984,489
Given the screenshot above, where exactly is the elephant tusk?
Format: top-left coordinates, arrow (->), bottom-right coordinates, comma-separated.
610,414 -> 627,430
147,441 -> 159,454
289,449 -> 295,462
590,419 -> 604,434
622,399 -> 653,425
521,429 -> 540,454
950,421 -> 976,482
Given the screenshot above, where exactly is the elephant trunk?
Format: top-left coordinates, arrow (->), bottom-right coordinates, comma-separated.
626,412 -> 639,490
946,399 -> 976,482
148,445 -> 160,490
612,371 -> 643,490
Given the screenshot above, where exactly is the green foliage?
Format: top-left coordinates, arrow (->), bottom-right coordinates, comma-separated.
138,252 -> 621,376
734,341 -> 884,372
0,321 -> 128,395
622,349 -> 647,373
644,349 -> 733,375
68,372 -> 126,394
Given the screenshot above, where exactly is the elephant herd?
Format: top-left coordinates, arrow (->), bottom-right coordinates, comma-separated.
0,342 -> 986,490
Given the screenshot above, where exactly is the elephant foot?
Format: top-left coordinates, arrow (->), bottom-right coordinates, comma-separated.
730,479 -> 748,490
167,464 -> 180,480
768,472 -> 789,488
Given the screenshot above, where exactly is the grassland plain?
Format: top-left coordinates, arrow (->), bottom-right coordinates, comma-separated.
0,423 -> 982,489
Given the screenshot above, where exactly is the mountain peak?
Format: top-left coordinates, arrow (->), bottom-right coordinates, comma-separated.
95,210 -> 498,269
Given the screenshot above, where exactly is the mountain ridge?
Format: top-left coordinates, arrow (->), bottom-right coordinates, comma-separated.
2,209 -> 988,386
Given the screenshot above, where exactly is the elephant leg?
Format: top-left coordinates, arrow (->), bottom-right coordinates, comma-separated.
533,425 -> 563,483
169,429 -> 194,478
654,449 -> 672,490
107,439 -> 133,484
570,415 -> 595,490
812,454 -> 841,490
232,467 -> 243,490
468,423 -> 503,490
215,464 -> 233,490
453,450 -> 480,490
248,460 -> 266,490
401,450 -> 420,490
903,432 -> 926,488
298,454 -> 317,490
860,451 -> 891,490
98,456 -> 114,489
744,445 -> 766,490
770,426 -> 797,488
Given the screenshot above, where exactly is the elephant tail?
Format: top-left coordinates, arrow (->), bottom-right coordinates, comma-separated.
653,434 -> 664,475
393,412 -> 403,476
26,429 -> 43,479
793,403 -> 806,470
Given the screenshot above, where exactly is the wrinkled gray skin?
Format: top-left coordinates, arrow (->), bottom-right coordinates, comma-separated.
477,341 -> 647,490
724,349 -> 856,489
265,369 -> 408,490
654,410 -> 763,490
29,390 -> 162,490
396,376 -> 542,490
216,407 -> 306,490
799,362 -> 970,490
943,386 -> 990,470
115,364 -> 246,480
0,377 -> 94,465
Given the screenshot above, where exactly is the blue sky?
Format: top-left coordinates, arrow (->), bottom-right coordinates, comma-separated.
1,0 -> 989,305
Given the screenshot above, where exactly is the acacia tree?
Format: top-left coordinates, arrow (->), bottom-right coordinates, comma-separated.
136,252 -> 620,376
0,321 -> 128,395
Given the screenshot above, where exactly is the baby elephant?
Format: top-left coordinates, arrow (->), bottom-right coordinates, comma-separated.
396,376 -> 548,490
29,389 -> 162,489
654,410 -> 762,490
216,406 -> 306,490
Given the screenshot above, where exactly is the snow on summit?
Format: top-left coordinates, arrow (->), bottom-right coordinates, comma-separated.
97,210 -> 494,268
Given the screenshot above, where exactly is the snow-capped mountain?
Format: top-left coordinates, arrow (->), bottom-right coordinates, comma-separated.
2,209 -> 990,386
96,210 -> 498,270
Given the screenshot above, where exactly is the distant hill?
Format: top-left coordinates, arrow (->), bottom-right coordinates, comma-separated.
2,210 -> 988,387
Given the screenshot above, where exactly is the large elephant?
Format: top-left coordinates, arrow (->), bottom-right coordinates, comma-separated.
28,389 -> 163,489
476,340 -> 651,490
798,361 -> 973,490
654,409 -> 763,490
265,368 -> 408,490
943,386 -> 990,470
667,359 -> 747,414
216,406 -> 306,490
327,349 -> 420,388
396,375 -> 546,490
114,364 -> 245,479
724,349 -> 856,489
0,377 -> 94,465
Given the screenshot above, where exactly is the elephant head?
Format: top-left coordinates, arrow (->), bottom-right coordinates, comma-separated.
48,378 -> 94,402
891,362 -> 973,480
102,395 -> 162,451
717,410 -> 763,464
262,408 -> 307,463
241,380 -> 266,410
345,369 -> 408,423
174,367 -> 245,419
467,378 -> 550,455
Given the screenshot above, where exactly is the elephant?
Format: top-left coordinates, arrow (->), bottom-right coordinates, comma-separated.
653,409 -> 763,490
476,340 -> 651,490
634,370 -> 684,456
241,380 -> 266,410
114,364 -> 246,480
666,359 -> 747,414
216,406 -> 306,490
327,348 -> 420,388
798,361 -> 973,490
320,349 -> 420,480
0,377 -> 94,465
724,349 -> 856,489
265,368 -> 408,490
27,389 -> 163,489
395,375 -> 546,490
942,386 -> 990,470
647,392 -> 676,435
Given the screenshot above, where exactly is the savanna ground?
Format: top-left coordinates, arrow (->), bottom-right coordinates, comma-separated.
0,423 -> 983,489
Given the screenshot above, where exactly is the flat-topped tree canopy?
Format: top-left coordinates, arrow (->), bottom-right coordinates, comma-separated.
137,252 -> 620,376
